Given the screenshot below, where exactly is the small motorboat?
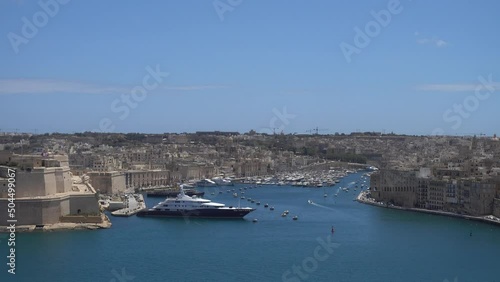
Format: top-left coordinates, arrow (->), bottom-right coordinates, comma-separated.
292,216 -> 298,220
270,207 -> 275,211
264,203 -> 269,208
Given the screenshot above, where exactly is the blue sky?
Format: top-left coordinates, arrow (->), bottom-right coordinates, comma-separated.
1,0 -> 499,135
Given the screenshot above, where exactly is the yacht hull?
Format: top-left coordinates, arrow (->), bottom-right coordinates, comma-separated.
137,208 -> 254,218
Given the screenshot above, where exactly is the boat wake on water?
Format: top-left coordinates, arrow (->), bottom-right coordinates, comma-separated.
307,200 -> 335,211
307,199 -> 362,223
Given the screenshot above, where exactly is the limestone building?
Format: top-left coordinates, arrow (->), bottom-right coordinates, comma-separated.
0,153 -> 100,226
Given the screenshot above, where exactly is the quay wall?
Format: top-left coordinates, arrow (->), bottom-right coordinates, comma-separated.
60,215 -> 102,224
357,191 -> 500,227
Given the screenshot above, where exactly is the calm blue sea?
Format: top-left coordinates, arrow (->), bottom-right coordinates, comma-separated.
2,171 -> 500,282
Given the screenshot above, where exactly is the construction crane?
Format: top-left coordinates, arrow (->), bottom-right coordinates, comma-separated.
306,127 -> 328,135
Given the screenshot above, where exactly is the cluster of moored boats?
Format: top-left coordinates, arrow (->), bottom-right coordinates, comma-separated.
239,186 -> 300,220
223,185 -> 299,221
241,169 -> 363,187
280,210 -> 298,220
194,177 -> 235,187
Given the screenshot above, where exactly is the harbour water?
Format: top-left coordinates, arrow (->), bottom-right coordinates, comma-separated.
2,171 -> 500,282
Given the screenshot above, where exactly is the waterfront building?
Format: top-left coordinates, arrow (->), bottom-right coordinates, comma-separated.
232,158 -> 272,177
371,168 -> 500,216
87,171 -> 127,195
370,169 -> 419,207
0,153 -> 101,226
166,163 -> 216,181
124,169 -> 170,190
